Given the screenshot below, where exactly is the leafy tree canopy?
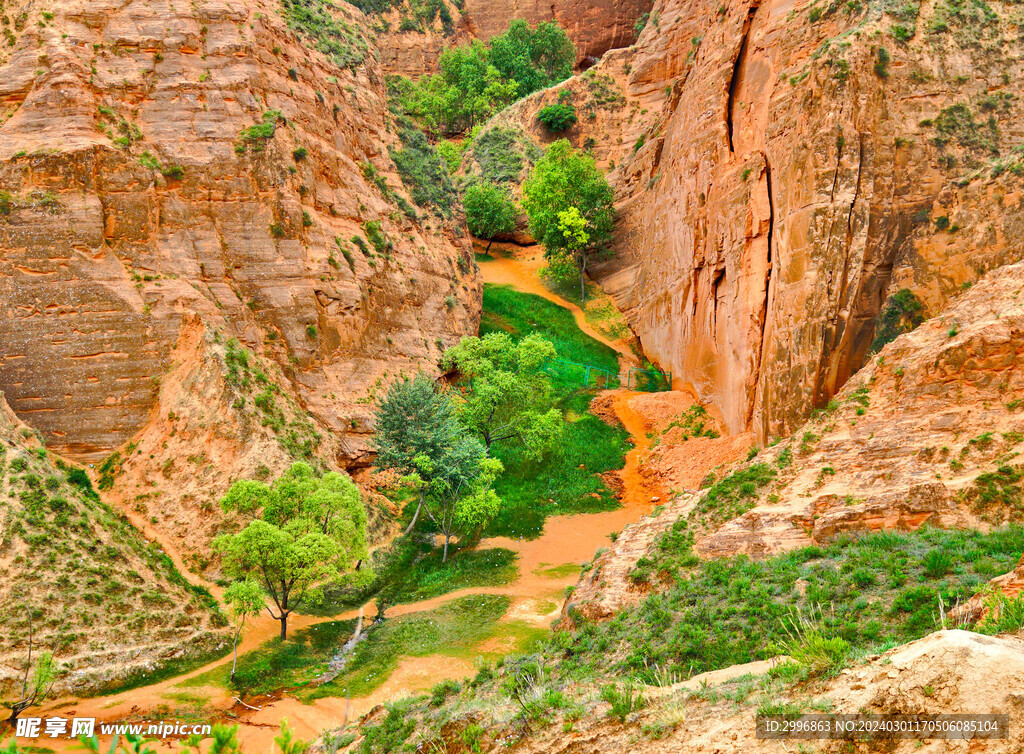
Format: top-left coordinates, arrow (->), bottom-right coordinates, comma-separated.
373,374 -> 506,561
441,332 -> 562,458
522,140 -> 615,300
215,463 -> 368,639
389,20 -> 575,137
464,182 -> 518,248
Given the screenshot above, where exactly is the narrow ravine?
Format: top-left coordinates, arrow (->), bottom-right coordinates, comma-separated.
38,251 -> 666,752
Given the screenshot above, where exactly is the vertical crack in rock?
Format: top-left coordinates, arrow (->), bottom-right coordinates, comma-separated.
813,132 -> 865,408
726,0 -> 761,153
751,150 -> 775,428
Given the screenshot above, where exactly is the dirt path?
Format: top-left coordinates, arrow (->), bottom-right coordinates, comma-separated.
35,252 -> 667,752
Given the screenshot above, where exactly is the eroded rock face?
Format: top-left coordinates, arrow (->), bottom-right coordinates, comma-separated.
696,261 -> 1024,559
568,263 -> 1024,615
461,0 -> 653,64
0,0 -> 480,463
591,0 -> 1024,440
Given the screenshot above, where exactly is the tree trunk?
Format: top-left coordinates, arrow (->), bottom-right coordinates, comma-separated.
486,238 -> 493,253
579,256 -> 587,302
404,493 -> 423,536
230,623 -> 243,681
279,613 -> 288,641
443,534 -> 451,563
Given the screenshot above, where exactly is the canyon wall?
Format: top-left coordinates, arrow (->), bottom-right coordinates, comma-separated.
593,0 -> 1024,440
0,0 -> 480,465
461,0 -> 654,64
369,0 -> 653,78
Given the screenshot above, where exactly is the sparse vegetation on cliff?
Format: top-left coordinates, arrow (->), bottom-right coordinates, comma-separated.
280,0 -> 369,69
870,288 -> 925,352
390,125 -> 460,218
0,417 -> 228,697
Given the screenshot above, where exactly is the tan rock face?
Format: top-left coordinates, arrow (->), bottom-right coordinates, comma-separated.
695,260 -> 1024,557
589,0 -> 1024,440
0,0 -> 480,464
461,0 -> 653,64
571,262 -> 1024,614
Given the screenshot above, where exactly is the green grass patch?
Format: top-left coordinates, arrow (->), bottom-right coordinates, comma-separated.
481,284 -> 619,374
556,526 -> 1024,685
308,594 -> 511,699
487,391 -> 629,538
534,562 -> 581,579
477,283 -> 629,538
181,619 -> 358,695
99,637 -> 232,696
690,463 -> 777,527
385,547 -> 518,604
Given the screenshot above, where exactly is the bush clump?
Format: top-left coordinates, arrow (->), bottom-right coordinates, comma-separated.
537,102 -> 578,131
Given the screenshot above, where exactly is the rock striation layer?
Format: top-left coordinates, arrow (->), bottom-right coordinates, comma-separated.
0,0 -> 480,465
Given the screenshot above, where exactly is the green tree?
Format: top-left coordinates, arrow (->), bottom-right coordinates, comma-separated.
391,43 -> 519,137
3,614 -> 54,724
223,579 -> 264,681
215,463 -> 368,640
372,374 -> 461,535
441,332 -> 561,456
464,182 -> 518,251
488,20 -> 576,96
412,436 -> 503,562
522,140 -> 615,301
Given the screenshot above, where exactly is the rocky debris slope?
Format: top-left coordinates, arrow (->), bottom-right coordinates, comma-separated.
570,390 -> 751,620
569,261 -> 1023,618
951,555 -> 1024,624
0,391 -> 228,696
420,629 -> 1024,753
99,318 -> 344,569
0,0 -> 479,468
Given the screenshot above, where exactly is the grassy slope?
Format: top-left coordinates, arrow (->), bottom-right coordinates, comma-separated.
479,284 -> 630,538
0,430 -> 229,696
558,525 -> 1024,683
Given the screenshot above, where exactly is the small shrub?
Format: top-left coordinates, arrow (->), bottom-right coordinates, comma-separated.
600,683 -> 645,723
874,47 -> 890,78
536,102 -> 578,132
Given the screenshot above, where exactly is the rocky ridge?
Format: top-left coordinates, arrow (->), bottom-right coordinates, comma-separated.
569,260 -> 1024,620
